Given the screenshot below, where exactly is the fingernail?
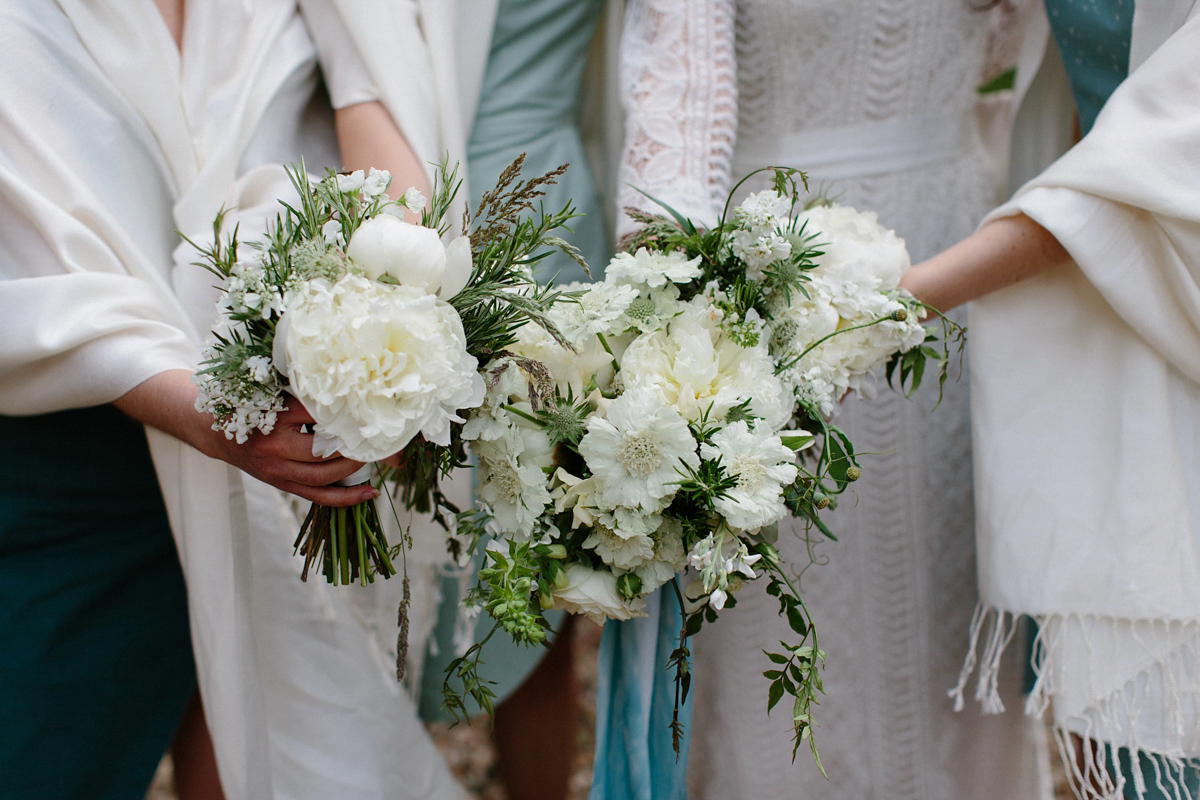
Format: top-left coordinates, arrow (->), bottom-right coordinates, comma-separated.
366,488 -> 380,500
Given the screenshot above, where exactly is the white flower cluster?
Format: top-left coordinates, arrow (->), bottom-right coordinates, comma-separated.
464,246 -> 808,620
196,168 -> 487,460
729,195 -> 927,415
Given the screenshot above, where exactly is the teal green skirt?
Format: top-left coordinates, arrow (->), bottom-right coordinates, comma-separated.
0,406 -> 196,799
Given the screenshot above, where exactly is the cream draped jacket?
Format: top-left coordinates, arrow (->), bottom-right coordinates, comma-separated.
0,2 -> 469,798
958,2 -> 1200,791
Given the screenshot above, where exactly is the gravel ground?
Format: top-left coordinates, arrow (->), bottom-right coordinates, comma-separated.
145,621 -> 1074,800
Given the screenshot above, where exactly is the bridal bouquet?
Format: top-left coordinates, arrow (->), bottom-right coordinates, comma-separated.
191,159 -> 575,587
446,169 -> 958,764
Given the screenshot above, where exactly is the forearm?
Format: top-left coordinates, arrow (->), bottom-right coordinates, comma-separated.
113,370 -> 375,506
113,369 -> 217,456
335,101 -> 430,213
899,213 -> 1071,313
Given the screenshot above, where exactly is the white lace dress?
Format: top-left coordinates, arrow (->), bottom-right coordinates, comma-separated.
616,2 -> 1050,797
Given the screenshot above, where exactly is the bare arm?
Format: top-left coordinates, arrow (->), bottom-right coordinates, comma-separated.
113,370 -> 376,506
335,101 -> 430,216
898,213 -> 1071,313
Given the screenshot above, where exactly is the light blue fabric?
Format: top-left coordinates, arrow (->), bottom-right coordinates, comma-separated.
1043,0 -> 1134,135
590,588 -> 692,800
466,0 -> 609,285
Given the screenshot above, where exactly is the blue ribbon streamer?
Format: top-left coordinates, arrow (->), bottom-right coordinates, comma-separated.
589,587 -> 692,800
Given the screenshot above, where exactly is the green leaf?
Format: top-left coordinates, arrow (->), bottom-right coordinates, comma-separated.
786,605 -> 808,636
977,67 -> 1017,95
764,651 -> 789,664
768,680 -> 785,712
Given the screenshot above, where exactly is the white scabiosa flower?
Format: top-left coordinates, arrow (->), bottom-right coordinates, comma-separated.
634,517 -> 688,593
276,275 -> 485,461
553,281 -> 638,343
606,248 -> 702,289
700,421 -> 798,531
616,282 -> 683,334
473,426 -> 553,540
619,301 -> 789,429
582,512 -> 656,571
578,388 -> 700,513
552,564 -> 646,623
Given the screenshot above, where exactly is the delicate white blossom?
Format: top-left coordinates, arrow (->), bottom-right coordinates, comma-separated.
700,421 -> 798,531
606,248 -> 702,289
578,388 -> 699,513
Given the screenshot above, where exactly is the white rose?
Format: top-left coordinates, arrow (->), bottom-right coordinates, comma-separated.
278,274 -> 485,461
552,564 -> 646,624
346,215 -> 471,296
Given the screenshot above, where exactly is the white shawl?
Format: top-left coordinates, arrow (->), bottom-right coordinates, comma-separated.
0,3 -> 466,798
958,3 -> 1200,792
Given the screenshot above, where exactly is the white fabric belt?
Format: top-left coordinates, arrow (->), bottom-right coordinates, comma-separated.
733,113 -> 972,181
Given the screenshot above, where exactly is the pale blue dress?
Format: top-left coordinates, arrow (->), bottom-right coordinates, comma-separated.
417,0 -> 609,721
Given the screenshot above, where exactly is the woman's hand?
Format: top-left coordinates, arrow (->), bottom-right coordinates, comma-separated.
114,370 -> 376,507
899,213 -> 1071,313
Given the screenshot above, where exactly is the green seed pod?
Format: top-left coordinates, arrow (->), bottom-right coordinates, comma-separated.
891,308 -> 908,322
845,466 -> 861,481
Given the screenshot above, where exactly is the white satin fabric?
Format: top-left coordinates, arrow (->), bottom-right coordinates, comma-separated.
0,3 -> 466,798
964,1 -> 1200,787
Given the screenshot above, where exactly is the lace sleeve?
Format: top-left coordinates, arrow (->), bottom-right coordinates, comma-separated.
615,0 -> 737,239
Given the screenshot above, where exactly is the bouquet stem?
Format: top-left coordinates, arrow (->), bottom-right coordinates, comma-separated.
294,470 -> 396,585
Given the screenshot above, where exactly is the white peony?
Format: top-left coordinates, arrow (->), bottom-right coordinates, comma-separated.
578,388 -> 700,513
552,564 -> 646,623
619,301 -> 789,429
700,421 -> 798,531
277,274 -> 485,461
606,248 -> 703,289
345,215 -> 472,299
